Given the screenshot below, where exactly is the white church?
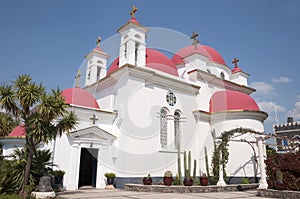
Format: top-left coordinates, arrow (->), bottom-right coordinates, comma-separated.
1,7 -> 269,190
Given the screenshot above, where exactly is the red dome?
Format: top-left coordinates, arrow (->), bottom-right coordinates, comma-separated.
231,66 -> 243,74
62,87 -> 100,109
107,48 -> 178,76
209,90 -> 260,113
172,44 -> 226,66
128,18 -> 140,25
9,124 -> 25,137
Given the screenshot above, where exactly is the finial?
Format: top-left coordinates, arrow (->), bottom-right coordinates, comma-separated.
96,36 -> 101,47
232,57 -> 239,67
75,70 -> 81,88
190,31 -> 199,49
130,5 -> 138,19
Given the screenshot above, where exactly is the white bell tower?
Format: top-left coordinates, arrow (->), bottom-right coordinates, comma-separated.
117,6 -> 148,68
85,36 -> 109,87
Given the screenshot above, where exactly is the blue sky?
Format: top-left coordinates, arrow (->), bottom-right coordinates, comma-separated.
1,0 -> 300,134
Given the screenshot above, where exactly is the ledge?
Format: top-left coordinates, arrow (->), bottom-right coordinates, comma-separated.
125,183 -> 259,193
257,189 -> 300,199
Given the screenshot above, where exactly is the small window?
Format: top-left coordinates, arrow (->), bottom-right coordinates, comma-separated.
220,72 -> 225,79
135,34 -> 141,39
97,60 -> 103,64
207,69 -> 211,74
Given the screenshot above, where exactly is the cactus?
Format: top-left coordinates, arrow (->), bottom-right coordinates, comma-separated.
193,159 -> 197,185
184,151 -> 187,176
276,171 -> 283,183
177,146 -> 183,185
164,170 -> 172,177
188,151 -> 191,177
204,146 -> 210,179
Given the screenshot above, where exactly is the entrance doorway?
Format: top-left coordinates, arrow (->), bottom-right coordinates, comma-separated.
78,148 -> 98,187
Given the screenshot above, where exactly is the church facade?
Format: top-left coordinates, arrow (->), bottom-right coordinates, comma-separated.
1,9 -> 269,190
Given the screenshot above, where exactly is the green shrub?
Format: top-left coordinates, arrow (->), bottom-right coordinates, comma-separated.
241,177 -> 250,184
104,172 -> 116,178
265,151 -> 300,191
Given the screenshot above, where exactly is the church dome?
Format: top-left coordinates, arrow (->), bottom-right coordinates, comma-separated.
62,87 -> 100,109
209,90 -> 260,113
172,44 -> 226,66
8,124 -> 25,137
107,48 -> 179,76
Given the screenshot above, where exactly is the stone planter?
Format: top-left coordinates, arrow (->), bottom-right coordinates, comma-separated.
163,177 -> 172,186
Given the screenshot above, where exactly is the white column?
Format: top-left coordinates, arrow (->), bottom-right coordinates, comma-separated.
67,144 -> 80,190
217,152 -> 226,186
257,137 -> 268,189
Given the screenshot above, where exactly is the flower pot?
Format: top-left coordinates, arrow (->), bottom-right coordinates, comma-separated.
143,177 -> 152,185
200,176 -> 209,186
183,178 -> 193,186
107,177 -> 115,185
163,177 -> 172,186
54,176 -> 63,185
274,181 -> 285,190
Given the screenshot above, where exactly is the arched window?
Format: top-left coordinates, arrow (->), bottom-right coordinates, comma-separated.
160,108 -> 168,148
96,66 -> 101,80
174,110 -> 181,149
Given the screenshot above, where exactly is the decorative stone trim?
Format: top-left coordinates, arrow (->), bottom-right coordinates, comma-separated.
125,183 -> 259,193
257,189 -> 300,199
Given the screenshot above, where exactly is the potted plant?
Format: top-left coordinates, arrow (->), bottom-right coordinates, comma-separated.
183,170 -> 193,186
52,170 -> 65,185
274,171 -> 285,190
143,174 -> 152,185
163,171 -> 173,186
105,172 -> 116,185
200,173 -> 209,186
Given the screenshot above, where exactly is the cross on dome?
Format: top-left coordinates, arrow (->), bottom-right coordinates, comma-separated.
96,36 -> 101,47
232,57 -> 239,67
130,5 -> 138,19
75,70 -> 81,88
190,31 -> 199,49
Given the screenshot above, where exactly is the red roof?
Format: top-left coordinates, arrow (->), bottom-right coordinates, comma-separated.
172,44 -> 226,66
209,90 -> 260,113
8,124 -> 25,137
128,18 -> 140,25
93,46 -> 103,52
62,87 -> 100,109
107,48 -> 179,76
231,66 -> 243,74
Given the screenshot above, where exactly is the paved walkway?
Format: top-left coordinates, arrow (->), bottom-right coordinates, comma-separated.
57,188 -> 274,199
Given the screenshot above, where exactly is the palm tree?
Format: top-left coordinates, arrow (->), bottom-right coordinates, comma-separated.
0,112 -> 18,137
0,74 -> 77,197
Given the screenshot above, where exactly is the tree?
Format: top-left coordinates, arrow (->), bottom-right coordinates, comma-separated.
0,112 -> 18,137
0,74 -> 77,197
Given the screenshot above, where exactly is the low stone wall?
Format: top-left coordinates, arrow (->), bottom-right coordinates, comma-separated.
257,189 -> 300,199
125,183 -> 259,193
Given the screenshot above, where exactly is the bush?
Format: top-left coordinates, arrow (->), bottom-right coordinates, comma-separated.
104,172 -> 116,178
265,151 -> 300,191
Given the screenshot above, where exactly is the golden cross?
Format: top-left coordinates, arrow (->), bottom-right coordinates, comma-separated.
96,36 -> 101,47
75,70 -> 81,87
190,31 -> 199,49
232,58 -> 239,67
90,114 -> 98,124
130,5 -> 138,19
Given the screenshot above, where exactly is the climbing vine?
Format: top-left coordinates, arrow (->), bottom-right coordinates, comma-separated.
211,127 -> 265,183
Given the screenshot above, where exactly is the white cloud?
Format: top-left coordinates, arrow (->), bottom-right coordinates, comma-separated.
272,76 -> 291,83
257,101 -> 286,113
249,82 -> 276,97
288,101 -> 300,121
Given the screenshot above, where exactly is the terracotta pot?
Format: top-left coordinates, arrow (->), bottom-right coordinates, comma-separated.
183,178 -> 193,186
163,177 -> 172,186
143,177 -> 152,185
200,176 -> 209,186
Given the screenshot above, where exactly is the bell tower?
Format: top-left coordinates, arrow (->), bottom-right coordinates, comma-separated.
118,6 -> 148,68
85,36 -> 109,87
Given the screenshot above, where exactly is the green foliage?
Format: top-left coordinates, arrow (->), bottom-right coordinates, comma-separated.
51,170 -> 65,177
0,148 -> 52,194
193,159 -> 196,185
241,177 -> 250,184
183,151 -> 187,177
266,145 -> 276,158
104,172 -> 116,178
188,151 -> 191,177
0,112 -> 18,137
0,194 -> 35,199
265,152 -> 300,191
172,174 -> 181,185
